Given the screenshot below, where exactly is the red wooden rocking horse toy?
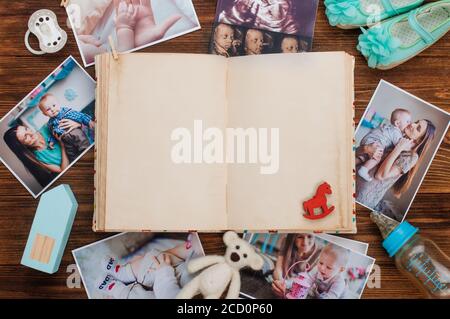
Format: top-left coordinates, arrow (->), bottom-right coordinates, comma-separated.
302,182 -> 335,220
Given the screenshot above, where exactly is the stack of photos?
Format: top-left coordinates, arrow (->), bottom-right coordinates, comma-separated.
210,0 -> 319,57
355,80 -> 450,221
240,233 -> 375,299
0,56 -> 96,197
66,0 -> 200,67
73,233 -> 205,299
209,22 -> 311,57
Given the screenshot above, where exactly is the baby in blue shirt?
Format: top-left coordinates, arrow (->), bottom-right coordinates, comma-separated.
38,93 -> 94,162
357,108 -> 412,182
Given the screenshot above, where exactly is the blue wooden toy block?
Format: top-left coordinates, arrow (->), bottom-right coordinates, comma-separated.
21,184 -> 78,274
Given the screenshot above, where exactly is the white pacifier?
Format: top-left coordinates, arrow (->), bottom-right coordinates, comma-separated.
25,9 -> 67,55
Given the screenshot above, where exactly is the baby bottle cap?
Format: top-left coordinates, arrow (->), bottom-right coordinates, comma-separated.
370,211 -> 400,239
382,221 -> 419,257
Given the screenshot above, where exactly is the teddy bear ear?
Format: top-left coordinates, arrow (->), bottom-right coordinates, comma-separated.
223,231 -> 238,245
250,253 -> 264,271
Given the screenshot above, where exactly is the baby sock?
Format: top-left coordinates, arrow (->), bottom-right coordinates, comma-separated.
358,166 -> 373,182
97,274 -> 131,299
103,256 -> 136,284
97,274 -> 156,299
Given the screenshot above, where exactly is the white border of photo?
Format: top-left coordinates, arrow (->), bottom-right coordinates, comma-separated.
66,0 -> 202,67
0,56 -> 95,198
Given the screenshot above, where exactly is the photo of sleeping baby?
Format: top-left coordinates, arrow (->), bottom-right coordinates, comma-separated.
66,0 -> 200,66
215,0 -> 319,39
209,22 -> 311,57
73,232 -> 205,299
356,80 -> 450,221
0,57 -> 95,198
240,233 -> 375,299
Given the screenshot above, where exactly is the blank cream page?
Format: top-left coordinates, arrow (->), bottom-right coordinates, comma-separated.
226,52 -> 354,231
104,53 -> 228,231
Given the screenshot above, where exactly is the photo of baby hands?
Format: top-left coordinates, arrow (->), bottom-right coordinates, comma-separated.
114,0 -> 182,51
67,0 -> 200,66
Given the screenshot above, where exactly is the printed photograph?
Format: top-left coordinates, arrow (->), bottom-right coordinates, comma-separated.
356,80 -> 450,221
66,0 -> 201,67
209,22 -> 311,57
73,232 -> 204,299
240,233 -> 375,299
215,0 -> 319,38
314,234 -> 368,255
0,56 -> 96,198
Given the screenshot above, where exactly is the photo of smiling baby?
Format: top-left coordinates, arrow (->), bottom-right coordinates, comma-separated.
355,81 -> 450,221
66,0 -> 200,67
0,57 -> 95,197
210,22 -> 310,57
38,93 -> 94,163
240,233 -> 375,299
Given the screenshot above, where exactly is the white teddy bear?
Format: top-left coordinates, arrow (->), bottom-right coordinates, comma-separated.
176,231 -> 264,299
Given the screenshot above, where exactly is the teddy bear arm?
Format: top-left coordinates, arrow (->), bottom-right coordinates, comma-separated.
225,270 -> 241,299
187,255 -> 225,273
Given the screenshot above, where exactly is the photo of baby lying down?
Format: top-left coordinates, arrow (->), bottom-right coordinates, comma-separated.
240,233 -> 375,299
0,56 -> 95,198
73,233 -> 204,299
355,80 -> 450,221
210,22 -> 310,57
66,0 -> 200,66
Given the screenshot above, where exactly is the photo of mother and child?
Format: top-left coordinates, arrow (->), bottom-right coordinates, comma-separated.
240,233 -> 374,299
0,57 -> 96,197
355,81 -> 450,222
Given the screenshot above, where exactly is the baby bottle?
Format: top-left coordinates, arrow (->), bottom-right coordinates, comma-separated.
284,261 -> 312,299
371,211 -> 450,298
285,272 -> 313,299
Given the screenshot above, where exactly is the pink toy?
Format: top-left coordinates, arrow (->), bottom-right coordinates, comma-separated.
284,261 -> 313,299
286,272 -> 313,299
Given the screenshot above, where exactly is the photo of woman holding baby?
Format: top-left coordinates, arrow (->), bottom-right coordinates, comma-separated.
271,234 -> 321,297
240,233 -> 374,299
355,81 -> 450,221
4,122 -> 76,182
0,57 -> 96,197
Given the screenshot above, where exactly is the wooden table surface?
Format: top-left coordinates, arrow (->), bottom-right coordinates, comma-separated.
0,0 -> 448,299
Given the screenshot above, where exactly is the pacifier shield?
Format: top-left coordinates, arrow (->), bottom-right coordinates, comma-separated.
25,9 -> 67,55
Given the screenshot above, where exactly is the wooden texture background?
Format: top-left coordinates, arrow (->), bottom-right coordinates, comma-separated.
0,0 -> 448,299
